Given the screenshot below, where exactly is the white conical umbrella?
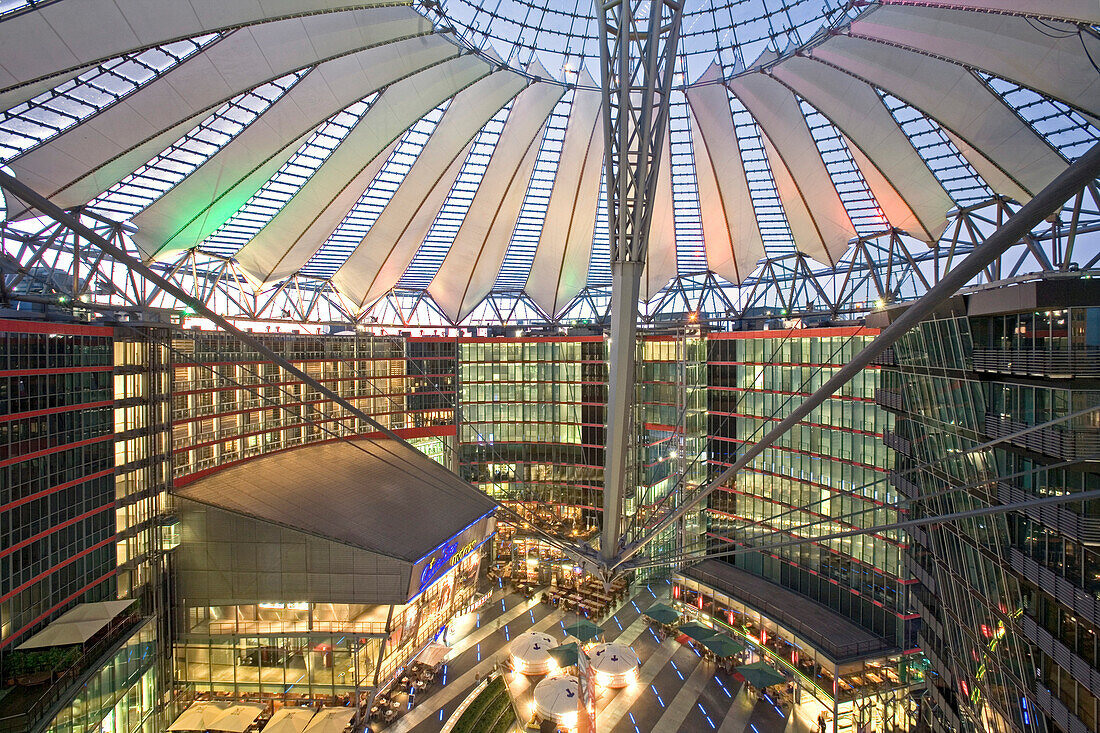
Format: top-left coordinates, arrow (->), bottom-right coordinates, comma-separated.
167,702 -> 228,731
533,674 -> 581,726
261,708 -> 315,733
207,704 -> 265,732
588,642 -> 640,688
508,631 -> 558,675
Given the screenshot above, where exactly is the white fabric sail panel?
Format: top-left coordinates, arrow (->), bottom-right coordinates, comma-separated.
333,69 -> 527,306
770,56 -> 951,243
4,8 -> 431,220
943,129 -> 1030,202
875,0 -> 1100,24
0,0 -> 397,97
131,36 -> 461,259
685,65 -> 763,284
237,138 -> 401,282
810,35 -> 1066,198
525,78 -> 603,317
0,67 -> 89,114
843,137 -> 934,241
2,111 -> 208,222
728,71 -> 855,265
429,73 -> 565,322
236,57 -> 492,281
640,134 -> 677,303
849,5 -> 1100,117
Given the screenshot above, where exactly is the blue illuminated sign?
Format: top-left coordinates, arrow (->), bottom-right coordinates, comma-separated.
408,512 -> 494,600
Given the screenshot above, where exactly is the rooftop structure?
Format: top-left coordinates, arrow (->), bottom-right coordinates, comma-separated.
1,3 -> 1099,733
0,1 -> 1095,325
174,438 -> 495,569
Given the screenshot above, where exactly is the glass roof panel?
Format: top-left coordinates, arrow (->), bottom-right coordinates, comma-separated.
1,0 -> 1096,323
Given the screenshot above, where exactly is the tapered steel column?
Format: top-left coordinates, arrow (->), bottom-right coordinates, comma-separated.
613,140 -> 1100,571
596,0 -> 684,566
602,259 -> 643,560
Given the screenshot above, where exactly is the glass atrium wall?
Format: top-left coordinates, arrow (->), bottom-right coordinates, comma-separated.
887,308 -> 1100,733
634,334 -> 708,578
169,332 -> 445,482
706,329 -> 911,646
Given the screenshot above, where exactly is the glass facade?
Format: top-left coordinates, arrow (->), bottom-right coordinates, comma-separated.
885,304 -> 1100,733
170,332 -> 455,482
172,547 -> 482,703
706,329 -> 913,648
1,320 -> 171,733
0,321 -> 117,650
458,337 -> 606,530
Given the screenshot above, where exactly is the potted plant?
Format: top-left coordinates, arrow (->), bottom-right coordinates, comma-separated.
14,651 -> 52,686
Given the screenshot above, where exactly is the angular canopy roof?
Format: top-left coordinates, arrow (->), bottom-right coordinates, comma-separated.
0,1 -> 1096,321
16,600 -> 135,649
173,438 -> 496,563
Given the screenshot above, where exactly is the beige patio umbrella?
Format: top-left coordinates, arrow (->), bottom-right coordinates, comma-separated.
167,702 -> 228,731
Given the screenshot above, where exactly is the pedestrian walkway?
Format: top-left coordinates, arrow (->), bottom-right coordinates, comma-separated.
378,583 -> 795,733
716,685 -> 758,733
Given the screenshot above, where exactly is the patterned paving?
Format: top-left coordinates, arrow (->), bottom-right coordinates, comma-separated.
378,581 -> 813,733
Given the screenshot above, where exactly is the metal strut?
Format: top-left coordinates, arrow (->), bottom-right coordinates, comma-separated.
596,0 -> 685,568
608,140 -> 1100,574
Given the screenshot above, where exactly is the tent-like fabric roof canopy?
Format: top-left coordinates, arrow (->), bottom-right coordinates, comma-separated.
1,1 -> 1096,323
16,599 -> 135,649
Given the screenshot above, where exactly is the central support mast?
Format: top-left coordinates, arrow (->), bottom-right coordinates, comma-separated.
596,0 -> 684,568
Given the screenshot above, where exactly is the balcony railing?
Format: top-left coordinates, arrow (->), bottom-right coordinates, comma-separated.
972,348 -> 1100,378
984,413 -> 1100,461
1033,683 -> 1092,733
1009,548 -> 1099,629
1019,615 -> 1100,700
873,388 -> 906,412
888,471 -> 921,500
997,482 -> 1100,546
881,429 -> 912,456
205,619 -> 388,636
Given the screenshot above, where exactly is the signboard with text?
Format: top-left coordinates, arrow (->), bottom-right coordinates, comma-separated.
407,513 -> 495,600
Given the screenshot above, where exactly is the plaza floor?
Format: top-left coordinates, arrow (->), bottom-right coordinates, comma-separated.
376,581 -> 812,733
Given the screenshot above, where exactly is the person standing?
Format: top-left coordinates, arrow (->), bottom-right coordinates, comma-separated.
818,712 -> 827,733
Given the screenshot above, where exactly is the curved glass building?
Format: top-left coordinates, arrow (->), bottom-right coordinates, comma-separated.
0,2 -> 1098,733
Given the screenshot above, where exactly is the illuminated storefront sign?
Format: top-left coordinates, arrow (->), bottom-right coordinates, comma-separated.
409,512 -> 495,599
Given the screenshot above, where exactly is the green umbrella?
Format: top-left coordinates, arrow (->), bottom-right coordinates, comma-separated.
736,661 -> 788,689
547,642 -> 580,668
642,602 -> 680,625
564,619 -> 603,643
698,633 -> 745,658
678,621 -> 716,642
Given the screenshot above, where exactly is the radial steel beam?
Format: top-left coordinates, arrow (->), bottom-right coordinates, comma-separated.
596,0 -> 685,565
610,140 -> 1100,573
